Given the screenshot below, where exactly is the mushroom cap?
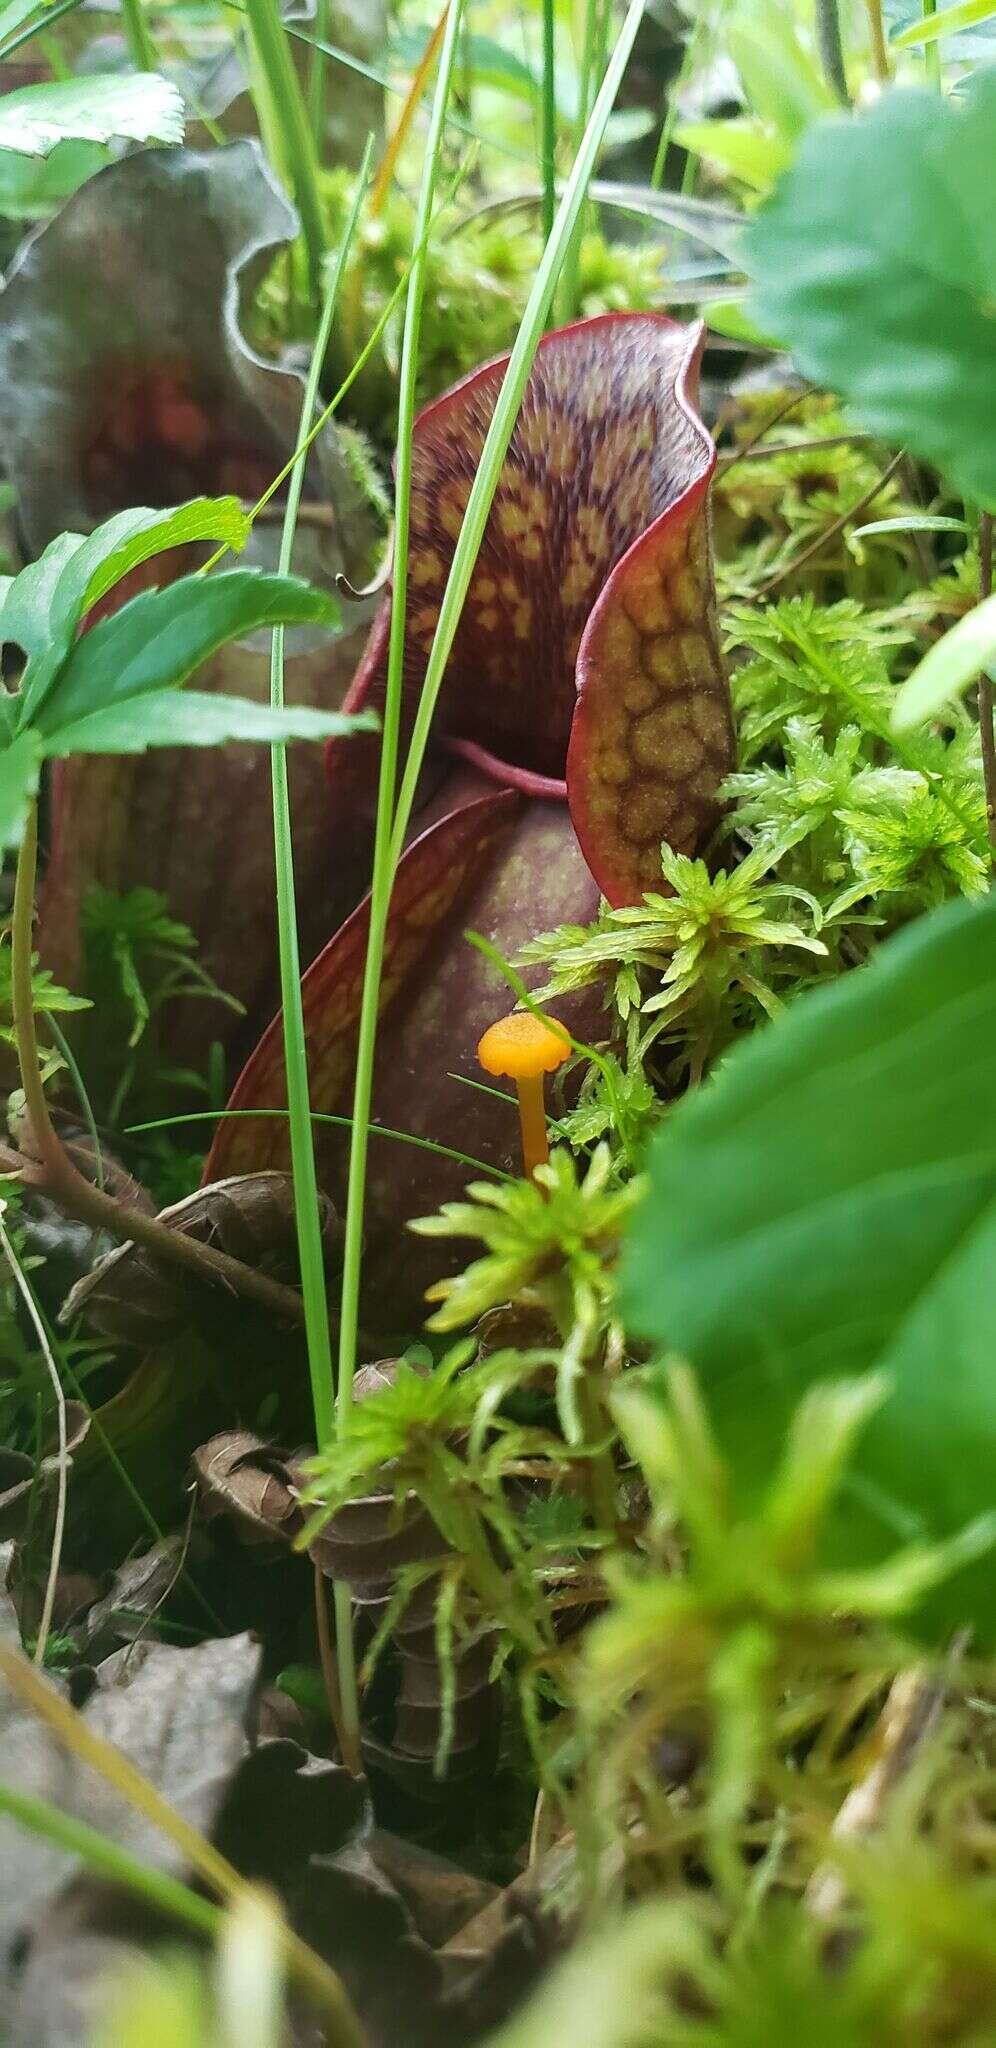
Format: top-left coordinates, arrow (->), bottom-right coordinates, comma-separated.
477,1010 -> 571,1080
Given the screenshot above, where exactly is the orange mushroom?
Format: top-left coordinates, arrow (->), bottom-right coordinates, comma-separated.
477,1010 -> 571,1182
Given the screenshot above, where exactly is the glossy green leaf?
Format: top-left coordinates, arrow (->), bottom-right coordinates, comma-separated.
893,0 -> 996,41
728,1 -> 834,142
675,120 -> 792,194
892,591 -> 996,729
34,571 -> 340,735
0,139 -> 106,220
16,500 -> 253,726
0,533 -> 87,662
0,730 -> 42,850
0,73 -> 184,157
621,891 -> 996,1641
41,691 -> 375,758
77,499 -> 251,614
747,69 -> 996,510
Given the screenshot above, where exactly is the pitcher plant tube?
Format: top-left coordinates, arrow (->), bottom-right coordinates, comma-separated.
206,311 -> 735,1334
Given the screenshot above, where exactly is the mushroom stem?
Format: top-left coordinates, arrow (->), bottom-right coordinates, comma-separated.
516,1074 -> 550,1181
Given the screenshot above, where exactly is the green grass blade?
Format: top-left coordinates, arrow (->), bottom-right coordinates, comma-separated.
333,0 -> 468,1440
243,0 -> 326,302
269,142 -> 372,1458
331,0 -> 649,1440
268,144 -> 373,1776
541,0 -> 556,238
0,1783 -> 220,1940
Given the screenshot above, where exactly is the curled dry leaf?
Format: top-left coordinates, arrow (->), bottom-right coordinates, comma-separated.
61,1171 -> 341,1347
207,313 -> 734,1332
192,1429 -> 304,1549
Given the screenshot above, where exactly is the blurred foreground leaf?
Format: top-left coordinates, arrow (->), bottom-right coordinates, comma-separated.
622,890 -> 996,1640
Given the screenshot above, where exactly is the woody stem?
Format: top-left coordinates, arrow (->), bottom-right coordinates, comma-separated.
10,805 -> 307,1326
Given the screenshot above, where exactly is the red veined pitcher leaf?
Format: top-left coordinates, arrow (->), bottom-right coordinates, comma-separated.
38,624 -> 369,1093
0,139 -> 376,582
210,781 -> 603,1338
347,312 -> 727,787
567,476 -> 734,905
203,787 -> 522,1186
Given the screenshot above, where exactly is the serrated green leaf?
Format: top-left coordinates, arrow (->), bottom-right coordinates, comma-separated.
0,730 -> 42,850
35,570 -> 341,735
0,533 -> 87,662
77,498 -> 251,614
893,0 -> 996,41
41,690 -> 376,757
14,500 -> 254,727
746,69 -> 996,510
892,591 -> 996,729
0,74 -> 184,157
621,890 -> 996,1642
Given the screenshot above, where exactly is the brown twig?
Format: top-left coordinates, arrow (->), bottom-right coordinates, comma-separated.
10,807 -> 307,1327
757,449 -> 906,598
976,513 -> 995,860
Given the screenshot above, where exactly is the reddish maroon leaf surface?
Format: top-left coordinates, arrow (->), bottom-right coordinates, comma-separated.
209,313 -> 732,1332
0,144 -> 381,1071
207,783 -> 603,1333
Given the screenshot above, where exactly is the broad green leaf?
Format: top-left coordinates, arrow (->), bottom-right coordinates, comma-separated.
0,731 -> 42,850
76,498 -> 251,614
620,890 -> 996,1641
892,591 -> 996,729
42,690 -> 376,757
893,0 -> 996,41
675,120 -> 792,194
0,74 -> 184,157
728,1 -> 835,143
703,298 -> 780,347
747,69 -> 996,510
16,500 -> 253,727
0,533 -> 87,662
34,571 -> 341,735
0,139 -> 106,220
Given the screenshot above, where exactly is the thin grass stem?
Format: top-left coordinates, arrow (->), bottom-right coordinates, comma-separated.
0,1785 -> 220,1939
334,0 -> 467,1439
922,0 -> 942,82
541,0 -> 556,238
863,0 -> 891,79
269,140 -> 372,1450
267,140 -> 373,1770
242,0 -> 326,302
119,0 -> 156,69
0,1205 -> 66,1667
126,1107 -> 512,1180
331,0 -> 649,1453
